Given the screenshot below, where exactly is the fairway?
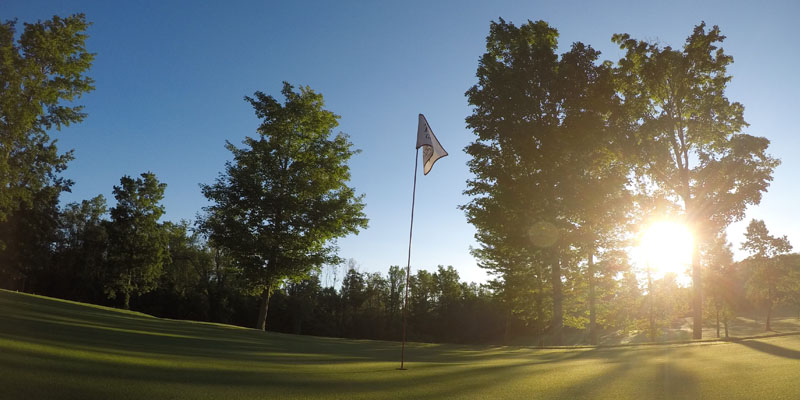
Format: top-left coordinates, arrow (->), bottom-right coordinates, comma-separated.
2,290 -> 800,399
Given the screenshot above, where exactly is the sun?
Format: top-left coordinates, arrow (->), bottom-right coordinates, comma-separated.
633,221 -> 694,278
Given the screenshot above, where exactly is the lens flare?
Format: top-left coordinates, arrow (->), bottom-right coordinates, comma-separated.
634,221 -> 694,278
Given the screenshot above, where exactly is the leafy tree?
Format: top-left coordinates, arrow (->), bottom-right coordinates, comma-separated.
779,254 -> 800,319
613,23 -> 779,339
362,272 -> 389,338
591,250 -> 631,340
0,14 -> 94,222
55,195 -> 109,301
741,219 -> 792,331
608,270 -> 645,335
407,269 -> 437,341
285,274 -> 323,334
106,173 -> 169,309
463,19 -> 561,343
200,83 -> 368,331
651,273 -> 689,340
703,233 -> 736,338
137,221 -> 215,320
386,265 -> 405,328
463,19 -> 631,345
340,266 -> 366,336
0,186 -> 61,291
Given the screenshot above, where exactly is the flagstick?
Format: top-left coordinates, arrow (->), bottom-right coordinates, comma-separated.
399,147 -> 419,371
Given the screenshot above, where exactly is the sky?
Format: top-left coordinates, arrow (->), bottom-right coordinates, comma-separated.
2,0 -> 799,284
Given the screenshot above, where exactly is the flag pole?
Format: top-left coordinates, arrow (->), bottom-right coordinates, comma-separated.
399,147 -> 420,370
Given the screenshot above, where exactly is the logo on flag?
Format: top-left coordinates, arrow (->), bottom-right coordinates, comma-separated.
416,114 -> 448,175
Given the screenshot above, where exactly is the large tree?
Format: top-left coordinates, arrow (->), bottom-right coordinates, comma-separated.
106,173 -> 169,310
613,23 -> 779,339
463,19 -> 630,345
0,14 -> 94,222
201,83 -> 368,331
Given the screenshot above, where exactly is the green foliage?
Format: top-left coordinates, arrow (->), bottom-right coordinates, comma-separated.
741,219 -> 793,330
0,187 -> 61,290
650,273 -> 690,333
614,23 -> 779,338
106,173 -> 169,309
463,18 -> 632,344
386,265 -> 405,323
0,14 -> 94,221
54,195 -> 109,301
703,234 -> 738,337
200,82 -> 368,329
779,254 -> 800,317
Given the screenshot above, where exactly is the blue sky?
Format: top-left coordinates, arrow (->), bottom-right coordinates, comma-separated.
3,0 -> 798,284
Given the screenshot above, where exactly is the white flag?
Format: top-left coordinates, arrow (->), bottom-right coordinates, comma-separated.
416,114 -> 448,175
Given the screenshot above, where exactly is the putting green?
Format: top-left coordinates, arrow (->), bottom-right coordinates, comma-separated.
2,289 -> 800,399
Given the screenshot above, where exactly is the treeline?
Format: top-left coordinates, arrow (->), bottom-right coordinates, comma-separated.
0,169 -> 797,344
2,176 -> 798,345
0,189 -> 506,342
3,13 -> 800,346
460,17 -> 783,344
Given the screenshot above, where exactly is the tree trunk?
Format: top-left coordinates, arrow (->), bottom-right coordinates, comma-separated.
724,320 -> 729,338
691,243 -> 702,339
256,287 -> 272,331
535,266 -> 546,346
551,253 -> 563,346
715,308 -> 720,338
504,308 -> 510,346
766,290 -> 773,332
206,286 -> 216,322
588,248 -> 597,345
647,267 -> 655,341
123,275 -> 132,310
681,143 -> 702,340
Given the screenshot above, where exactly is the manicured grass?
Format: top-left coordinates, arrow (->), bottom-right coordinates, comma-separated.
2,289 -> 800,399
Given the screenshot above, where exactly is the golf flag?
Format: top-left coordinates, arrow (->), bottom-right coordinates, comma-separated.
416,114 -> 448,175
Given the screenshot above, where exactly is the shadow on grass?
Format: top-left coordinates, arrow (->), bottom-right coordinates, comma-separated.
735,339 -> 800,360
0,290 -> 718,399
3,336 -> 668,399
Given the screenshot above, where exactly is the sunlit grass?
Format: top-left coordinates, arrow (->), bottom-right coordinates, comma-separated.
2,289 -> 800,399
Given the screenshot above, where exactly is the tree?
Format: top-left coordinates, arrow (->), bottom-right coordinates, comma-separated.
0,186 -> 61,291
55,195 -> 109,302
463,19 -> 630,345
703,233 -> 736,338
386,265 -> 406,329
200,83 -> 368,331
613,23 -> 779,338
407,269 -> 436,341
0,14 -> 94,222
340,266 -> 366,337
138,221 -> 215,320
741,219 -> 792,331
106,173 -> 169,310
557,43 -> 632,345
779,254 -> 800,320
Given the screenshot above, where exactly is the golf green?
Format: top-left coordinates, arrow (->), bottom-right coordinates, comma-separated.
2,289 -> 800,399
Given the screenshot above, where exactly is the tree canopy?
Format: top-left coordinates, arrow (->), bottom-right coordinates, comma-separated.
463,19 -> 632,345
200,82 -> 368,330
741,219 -> 792,331
614,22 -> 779,338
0,14 -> 94,222
106,172 -> 169,310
